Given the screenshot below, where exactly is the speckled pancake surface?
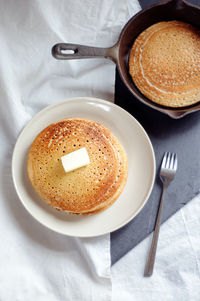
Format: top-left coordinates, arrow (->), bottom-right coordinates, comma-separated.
129,21 -> 200,107
27,118 -> 128,215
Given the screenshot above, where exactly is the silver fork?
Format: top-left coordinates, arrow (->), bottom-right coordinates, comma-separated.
144,152 -> 178,277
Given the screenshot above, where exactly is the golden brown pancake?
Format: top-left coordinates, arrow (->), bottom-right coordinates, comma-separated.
129,21 -> 200,107
27,118 -> 128,215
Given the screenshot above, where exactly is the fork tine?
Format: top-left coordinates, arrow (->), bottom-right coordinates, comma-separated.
169,153 -> 174,170
173,153 -> 178,171
161,152 -> 167,168
165,152 -> 170,169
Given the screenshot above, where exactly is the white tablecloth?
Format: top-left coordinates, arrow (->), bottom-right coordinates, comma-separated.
0,0 -> 199,300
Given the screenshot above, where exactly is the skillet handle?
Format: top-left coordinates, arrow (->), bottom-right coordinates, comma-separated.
52,43 -> 118,63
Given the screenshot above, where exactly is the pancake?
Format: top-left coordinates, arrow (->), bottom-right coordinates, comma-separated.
129,21 -> 200,107
27,118 -> 128,215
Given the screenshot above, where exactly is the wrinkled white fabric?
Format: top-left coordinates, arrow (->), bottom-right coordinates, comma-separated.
0,0 -> 140,300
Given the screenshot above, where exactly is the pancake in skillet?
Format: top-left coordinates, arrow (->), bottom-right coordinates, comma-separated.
27,118 -> 128,215
129,21 -> 200,107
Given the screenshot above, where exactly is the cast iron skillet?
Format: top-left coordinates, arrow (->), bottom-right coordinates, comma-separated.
52,0 -> 200,119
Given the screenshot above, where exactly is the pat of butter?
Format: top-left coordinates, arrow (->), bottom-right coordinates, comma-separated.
61,147 -> 90,173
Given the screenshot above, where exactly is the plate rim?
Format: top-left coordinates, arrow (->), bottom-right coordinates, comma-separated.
12,96 -> 156,237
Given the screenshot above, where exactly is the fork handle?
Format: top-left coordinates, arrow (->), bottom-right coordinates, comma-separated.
144,183 -> 167,277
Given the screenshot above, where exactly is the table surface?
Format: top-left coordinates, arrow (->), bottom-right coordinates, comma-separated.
111,0 -> 200,265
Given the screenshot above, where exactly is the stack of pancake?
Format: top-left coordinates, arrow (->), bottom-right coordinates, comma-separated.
129,21 -> 200,108
27,118 -> 128,215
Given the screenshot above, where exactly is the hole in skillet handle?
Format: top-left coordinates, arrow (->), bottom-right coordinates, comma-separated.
61,49 -> 76,55
52,43 -> 78,59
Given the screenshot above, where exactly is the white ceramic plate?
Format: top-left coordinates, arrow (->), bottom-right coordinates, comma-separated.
12,97 -> 156,237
